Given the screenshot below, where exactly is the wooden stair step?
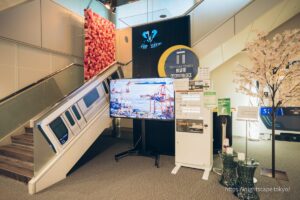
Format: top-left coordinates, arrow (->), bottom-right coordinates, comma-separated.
0,145 -> 33,162
25,127 -> 33,134
24,133 -> 33,137
0,162 -> 33,183
10,144 -> 33,152
11,134 -> 33,147
12,134 -> 33,141
11,139 -> 33,147
0,155 -> 33,171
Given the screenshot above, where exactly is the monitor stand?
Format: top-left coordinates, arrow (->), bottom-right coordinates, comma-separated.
114,119 -> 160,168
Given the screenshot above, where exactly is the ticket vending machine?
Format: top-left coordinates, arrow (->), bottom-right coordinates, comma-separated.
171,90 -> 213,180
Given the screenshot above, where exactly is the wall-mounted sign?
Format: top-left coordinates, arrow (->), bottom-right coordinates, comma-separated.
204,91 -> 217,108
189,80 -> 211,91
173,78 -> 189,91
236,106 -> 258,121
217,98 -> 231,116
175,91 -> 202,119
176,119 -> 204,134
198,67 -> 210,80
260,107 -> 284,116
141,29 -> 162,50
158,45 -> 199,80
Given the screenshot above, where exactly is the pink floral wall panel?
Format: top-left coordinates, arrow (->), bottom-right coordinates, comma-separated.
84,9 -> 116,80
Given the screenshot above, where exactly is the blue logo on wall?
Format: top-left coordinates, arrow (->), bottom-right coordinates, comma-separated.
141,29 -> 162,50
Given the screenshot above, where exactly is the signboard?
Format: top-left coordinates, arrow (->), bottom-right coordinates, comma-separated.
189,80 -> 211,91
204,91 -> 217,108
158,45 -> 199,80
237,106 -> 258,121
217,98 -> 231,116
175,91 -> 202,119
260,107 -> 284,116
176,119 -> 203,134
198,67 -> 210,80
140,29 -> 162,50
132,15 -> 190,79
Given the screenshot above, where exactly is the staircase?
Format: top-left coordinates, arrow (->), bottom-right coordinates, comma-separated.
0,127 -> 34,183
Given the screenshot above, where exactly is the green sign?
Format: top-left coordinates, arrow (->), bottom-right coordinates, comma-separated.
218,98 -> 231,116
204,91 -> 217,108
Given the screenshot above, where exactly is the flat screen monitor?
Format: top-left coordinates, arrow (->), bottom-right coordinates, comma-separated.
110,78 -> 174,120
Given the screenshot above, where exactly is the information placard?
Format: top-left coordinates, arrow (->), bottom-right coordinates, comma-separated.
217,98 -> 231,116
237,106 -> 258,121
175,91 -> 202,119
198,67 -> 210,80
204,91 -> 217,108
173,78 -> 189,91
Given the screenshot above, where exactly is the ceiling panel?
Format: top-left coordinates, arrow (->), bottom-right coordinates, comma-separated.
116,0 -> 195,28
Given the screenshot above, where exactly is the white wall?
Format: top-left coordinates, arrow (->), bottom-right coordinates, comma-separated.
0,39 -> 80,99
41,0 -> 84,57
193,0 -> 300,71
0,0 -> 85,99
210,13 -> 300,137
211,52 -> 250,137
190,0 -> 253,45
0,0 -> 29,11
0,0 -> 42,46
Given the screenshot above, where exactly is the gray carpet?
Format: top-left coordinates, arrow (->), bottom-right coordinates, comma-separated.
0,134 -> 299,200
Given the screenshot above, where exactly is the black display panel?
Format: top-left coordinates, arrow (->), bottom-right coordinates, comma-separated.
111,71 -> 119,79
102,82 -> 109,94
49,117 -> 69,145
65,111 -> 75,126
83,88 -> 99,108
132,16 -> 191,78
72,105 -> 82,120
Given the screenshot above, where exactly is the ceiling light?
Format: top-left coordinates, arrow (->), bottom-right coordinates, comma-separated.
105,3 -> 111,9
159,14 -> 167,18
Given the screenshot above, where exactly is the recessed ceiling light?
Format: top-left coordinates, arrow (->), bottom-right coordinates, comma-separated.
159,14 -> 167,18
105,3 -> 111,9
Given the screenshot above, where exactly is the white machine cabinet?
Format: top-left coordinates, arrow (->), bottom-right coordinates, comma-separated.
171,90 -> 213,180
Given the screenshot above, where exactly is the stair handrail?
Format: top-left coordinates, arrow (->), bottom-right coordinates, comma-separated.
35,61 -> 127,119
183,0 -> 204,16
0,63 -> 83,105
119,60 -> 132,66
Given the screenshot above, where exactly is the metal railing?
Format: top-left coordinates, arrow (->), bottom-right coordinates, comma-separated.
0,63 -> 83,105
0,63 -> 84,140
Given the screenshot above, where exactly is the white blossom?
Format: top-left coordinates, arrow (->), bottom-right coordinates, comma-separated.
234,29 -> 300,108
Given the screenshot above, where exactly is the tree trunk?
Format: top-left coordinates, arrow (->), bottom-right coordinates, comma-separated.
271,106 -> 276,178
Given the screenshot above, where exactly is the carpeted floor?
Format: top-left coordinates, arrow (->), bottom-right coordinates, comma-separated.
0,131 -> 299,200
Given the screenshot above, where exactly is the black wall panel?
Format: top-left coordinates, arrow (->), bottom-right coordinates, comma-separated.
132,16 -> 191,78
213,112 -> 233,154
132,16 -> 190,155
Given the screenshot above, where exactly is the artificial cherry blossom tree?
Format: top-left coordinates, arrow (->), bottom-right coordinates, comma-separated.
235,29 -> 300,178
